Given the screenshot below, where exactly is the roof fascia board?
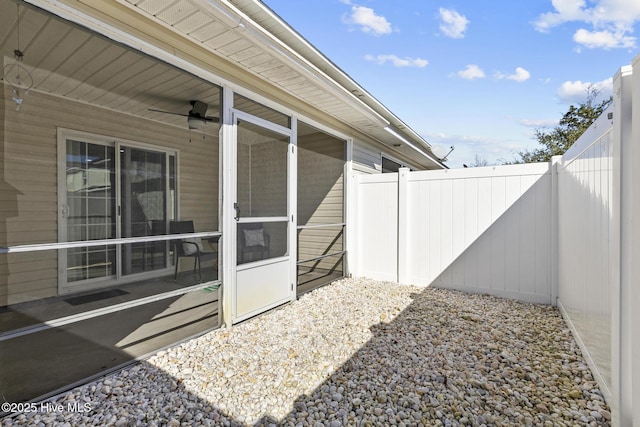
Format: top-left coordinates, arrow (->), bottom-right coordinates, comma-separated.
200,0 -> 390,129
384,126 -> 444,168
233,0 -> 435,152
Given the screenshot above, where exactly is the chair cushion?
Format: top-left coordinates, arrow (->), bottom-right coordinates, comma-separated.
182,237 -> 204,255
243,228 -> 265,247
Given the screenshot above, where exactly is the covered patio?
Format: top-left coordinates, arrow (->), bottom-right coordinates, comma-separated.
1,0 -> 360,404
1,0 -> 639,424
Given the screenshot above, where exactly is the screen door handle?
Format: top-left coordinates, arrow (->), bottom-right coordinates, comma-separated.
234,203 -> 240,221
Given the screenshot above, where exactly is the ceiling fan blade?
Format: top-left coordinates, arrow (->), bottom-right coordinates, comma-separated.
148,108 -> 189,117
148,102 -> 219,126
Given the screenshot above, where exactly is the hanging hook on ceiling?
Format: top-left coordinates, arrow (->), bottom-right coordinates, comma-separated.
2,5 -> 34,111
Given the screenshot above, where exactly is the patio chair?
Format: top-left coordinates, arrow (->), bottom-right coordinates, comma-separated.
238,223 -> 270,263
170,220 -> 218,280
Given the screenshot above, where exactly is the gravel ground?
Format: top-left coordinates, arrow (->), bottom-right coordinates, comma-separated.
2,278 -> 611,426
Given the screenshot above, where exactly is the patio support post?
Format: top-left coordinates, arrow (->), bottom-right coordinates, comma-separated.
289,118 -> 298,303
221,85 -> 236,327
397,167 -> 410,284
344,139 -> 354,278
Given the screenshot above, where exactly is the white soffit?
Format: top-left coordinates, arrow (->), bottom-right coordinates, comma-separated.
122,0 -> 385,125
121,0 -> 443,169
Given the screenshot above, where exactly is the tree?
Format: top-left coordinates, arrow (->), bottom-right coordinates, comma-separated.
507,87 -> 612,164
466,154 -> 489,167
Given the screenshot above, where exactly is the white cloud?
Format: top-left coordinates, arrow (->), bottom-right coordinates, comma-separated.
344,6 -> 393,35
457,64 -> 485,80
364,54 -> 428,68
533,0 -> 640,49
438,8 -> 470,39
426,132 -> 529,168
591,0 -> 640,25
534,0 -> 590,32
556,77 -> 613,103
508,67 -> 531,82
519,118 -> 560,128
573,28 -> 636,49
496,67 -> 531,82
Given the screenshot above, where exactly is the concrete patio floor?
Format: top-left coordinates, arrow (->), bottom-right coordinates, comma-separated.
0,271 -> 220,404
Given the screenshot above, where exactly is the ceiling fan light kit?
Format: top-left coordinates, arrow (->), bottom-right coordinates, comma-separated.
187,115 -> 206,130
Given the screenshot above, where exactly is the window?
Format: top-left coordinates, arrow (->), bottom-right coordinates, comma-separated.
382,157 -> 402,173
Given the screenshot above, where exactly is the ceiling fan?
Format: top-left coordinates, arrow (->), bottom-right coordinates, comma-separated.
149,100 -> 219,129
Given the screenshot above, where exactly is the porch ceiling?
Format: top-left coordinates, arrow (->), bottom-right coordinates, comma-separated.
1,0 -> 220,130
119,0 -> 443,169
2,0 -> 443,168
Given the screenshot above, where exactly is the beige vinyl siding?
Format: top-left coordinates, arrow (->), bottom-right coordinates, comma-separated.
0,252 -> 59,305
352,140 -> 382,174
0,87 -> 219,306
297,130 -> 345,272
352,139 -> 431,174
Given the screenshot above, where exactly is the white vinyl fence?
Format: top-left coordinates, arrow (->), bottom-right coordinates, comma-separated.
352,163 -> 553,304
557,104 -> 616,406
350,55 -> 640,425
556,63 -> 639,426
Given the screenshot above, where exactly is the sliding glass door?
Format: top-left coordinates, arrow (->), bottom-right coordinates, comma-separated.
120,146 -> 174,276
65,139 -> 117,283
60,133 -> 177,292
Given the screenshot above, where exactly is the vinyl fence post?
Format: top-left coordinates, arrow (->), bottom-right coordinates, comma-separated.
397,168 -> 410,284
550,156 -> 561,307
626,55 -> 640,427
349,173 -> 360,278
613,64 -> 634,427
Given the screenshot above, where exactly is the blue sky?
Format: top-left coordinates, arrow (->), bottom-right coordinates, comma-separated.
261,0 -> 640,168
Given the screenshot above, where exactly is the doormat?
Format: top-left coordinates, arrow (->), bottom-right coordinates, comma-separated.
64,289 -> 129,306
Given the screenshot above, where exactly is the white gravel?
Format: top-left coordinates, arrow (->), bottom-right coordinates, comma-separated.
2,278 -> 611,426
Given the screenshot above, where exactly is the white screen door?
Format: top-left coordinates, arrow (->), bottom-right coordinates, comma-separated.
233,114 -> 294,322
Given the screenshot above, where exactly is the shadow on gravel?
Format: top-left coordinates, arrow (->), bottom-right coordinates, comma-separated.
253,287 -> 611,426
2,285 -> 612,427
